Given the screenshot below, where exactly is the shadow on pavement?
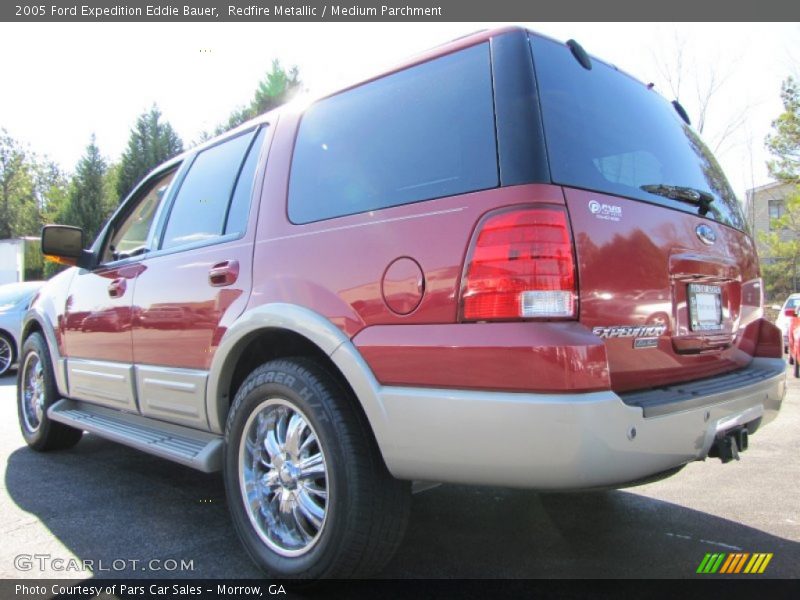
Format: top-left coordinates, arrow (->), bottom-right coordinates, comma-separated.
3,371 -> 798,578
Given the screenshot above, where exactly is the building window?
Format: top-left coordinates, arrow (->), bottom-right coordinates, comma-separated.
769,199 -> 785,229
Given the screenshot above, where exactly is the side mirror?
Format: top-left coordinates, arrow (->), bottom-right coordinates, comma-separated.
41,225 -> 94,268
785,308 -> 797,318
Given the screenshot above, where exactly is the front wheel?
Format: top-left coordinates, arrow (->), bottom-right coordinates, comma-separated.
17,332 -> 83,451
223,358 -> 410,579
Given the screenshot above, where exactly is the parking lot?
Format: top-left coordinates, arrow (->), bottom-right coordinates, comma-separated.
1,367 -> 798,579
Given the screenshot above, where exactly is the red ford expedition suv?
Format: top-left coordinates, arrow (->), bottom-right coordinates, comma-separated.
18,27 -> 785,578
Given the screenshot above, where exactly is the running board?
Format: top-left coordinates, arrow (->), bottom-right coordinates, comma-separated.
48,399 -> 223,472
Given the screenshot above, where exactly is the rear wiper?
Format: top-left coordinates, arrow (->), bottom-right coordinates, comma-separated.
640,184 -> 715,215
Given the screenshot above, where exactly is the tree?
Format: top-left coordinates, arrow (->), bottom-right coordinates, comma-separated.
650,28 -> 750,156
60,135 -> 108,243
216,61 -> 301,134
759,75 -> 800,299
0,129 -> 34,238
760,187 -> 800,299
116,105 -> 183,200
0,129 -> 62,239
766,77 -> 800,183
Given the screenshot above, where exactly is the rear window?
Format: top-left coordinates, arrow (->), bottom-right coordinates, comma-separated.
530,34 -> 746,231
288,43 -> 498,224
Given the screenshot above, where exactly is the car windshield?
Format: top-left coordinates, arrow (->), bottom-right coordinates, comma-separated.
530,34 -> 746,231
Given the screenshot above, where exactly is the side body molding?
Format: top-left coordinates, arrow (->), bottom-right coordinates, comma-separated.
205,303 -> 394,460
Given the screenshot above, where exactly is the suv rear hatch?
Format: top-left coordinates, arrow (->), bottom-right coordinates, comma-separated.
529,33 -> 763,392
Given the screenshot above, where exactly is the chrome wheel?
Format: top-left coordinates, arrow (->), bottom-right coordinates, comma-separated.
239,398 -> 329,557
21,352 -> 45,433
0,336 -> 12,375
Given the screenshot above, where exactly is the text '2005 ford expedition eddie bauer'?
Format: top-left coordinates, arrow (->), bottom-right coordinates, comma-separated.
18,27 -> 785,578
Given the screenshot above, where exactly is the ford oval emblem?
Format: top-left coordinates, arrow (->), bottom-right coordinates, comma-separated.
696,224 -> 716,245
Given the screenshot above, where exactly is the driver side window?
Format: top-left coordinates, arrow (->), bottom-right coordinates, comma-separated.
103,169 -> 178,263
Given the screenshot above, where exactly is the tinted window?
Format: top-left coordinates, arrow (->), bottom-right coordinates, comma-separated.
531,35 -> 745,230
105,169 -> 177,262
226,128 -> 266,236
289,43 -> 498,224
161,132 -> 254,250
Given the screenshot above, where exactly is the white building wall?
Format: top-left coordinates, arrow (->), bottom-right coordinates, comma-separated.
0,239 -> 24,285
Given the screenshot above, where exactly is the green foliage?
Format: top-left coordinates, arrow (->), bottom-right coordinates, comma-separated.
103,162 -> 121,216
216,61 -> 301,134
759,186 -> 800,301
117,105 -> 183,200
0,129 -> 69,240
59,135 -> 109,244
766,77 -> 800,183
38,162 -> 70,225
0,129 -> 35,238
23,237 -> 44,280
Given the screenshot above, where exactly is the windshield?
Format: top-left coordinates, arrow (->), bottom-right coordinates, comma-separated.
530,34 -> 745,231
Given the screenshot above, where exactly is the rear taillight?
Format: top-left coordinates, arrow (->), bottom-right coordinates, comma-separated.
461,205 -> 577,321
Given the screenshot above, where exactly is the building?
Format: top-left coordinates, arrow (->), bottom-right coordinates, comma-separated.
0,237 -> 42,284
744,181 -> 798,261
0,239 -> 25,285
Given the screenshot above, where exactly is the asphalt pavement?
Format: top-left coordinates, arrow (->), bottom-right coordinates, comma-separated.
1,367 -> 798,579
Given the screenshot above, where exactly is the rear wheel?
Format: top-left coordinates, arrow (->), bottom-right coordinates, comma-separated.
794,357 -> 799,379
224,358 -> 410,578
0,333 -> 14,376
17,332 -> 83,451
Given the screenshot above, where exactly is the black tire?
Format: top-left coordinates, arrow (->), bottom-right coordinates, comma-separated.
794,357 -> 799,379
17,332 -> 83,451
0,332 -> 14,376
223,358 -> 410,579
789,353 -> 795,366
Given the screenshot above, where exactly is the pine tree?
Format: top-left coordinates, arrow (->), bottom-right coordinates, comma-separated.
116,105 -> 183,200
217,61 -> 302,134
61,135 -> 108,243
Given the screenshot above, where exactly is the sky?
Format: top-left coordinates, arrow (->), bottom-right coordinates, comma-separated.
0,22 -> 798,200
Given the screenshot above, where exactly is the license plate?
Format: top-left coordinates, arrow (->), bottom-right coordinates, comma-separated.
688,284 -> 722,331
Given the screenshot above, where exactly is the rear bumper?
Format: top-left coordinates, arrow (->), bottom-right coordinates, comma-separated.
373,357 -> 785,489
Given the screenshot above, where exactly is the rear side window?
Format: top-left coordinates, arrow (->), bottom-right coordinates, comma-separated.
161,130 -> 255,250
288,43 -> 498,224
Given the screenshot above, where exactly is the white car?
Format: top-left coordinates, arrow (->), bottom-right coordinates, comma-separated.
0,281 -> 44,376
775,293 -> 800,352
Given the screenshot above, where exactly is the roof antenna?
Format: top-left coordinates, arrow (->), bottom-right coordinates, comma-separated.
566,39 -> 592,70
672,100 -> 691,125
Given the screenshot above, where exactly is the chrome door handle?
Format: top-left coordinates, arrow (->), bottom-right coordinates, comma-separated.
108,278 -> 126,298
209,260 -> 239,287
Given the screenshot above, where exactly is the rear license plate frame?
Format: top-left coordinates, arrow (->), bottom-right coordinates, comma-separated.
688,283 -> 723,332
